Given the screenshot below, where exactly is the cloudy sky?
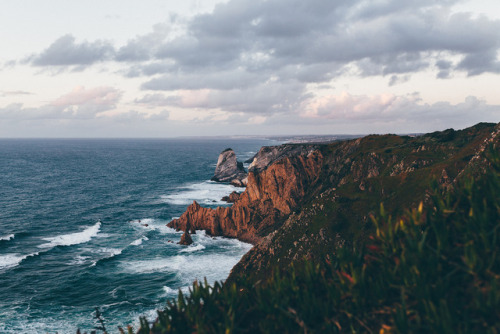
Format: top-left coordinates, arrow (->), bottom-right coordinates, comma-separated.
1,0 -> 499,137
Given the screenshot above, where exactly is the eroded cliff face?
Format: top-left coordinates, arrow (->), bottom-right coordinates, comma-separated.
228,122 -> 500,283
168,147 -> 324,243
168,123 -> 499,284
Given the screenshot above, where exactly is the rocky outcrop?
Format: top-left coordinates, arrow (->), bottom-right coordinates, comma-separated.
179,231 -> 193,245
247,144 -> 319,173
168,147 -> 324,244
211,148 -> 248,187
221,191 -> 241,203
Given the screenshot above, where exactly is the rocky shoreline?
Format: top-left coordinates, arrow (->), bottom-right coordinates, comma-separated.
168,122 -> 500,282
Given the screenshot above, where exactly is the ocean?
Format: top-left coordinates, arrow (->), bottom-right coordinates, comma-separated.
0,138 -> 274,333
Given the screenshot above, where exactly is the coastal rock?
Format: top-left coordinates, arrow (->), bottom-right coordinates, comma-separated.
248,144 -> 319,173
221,191 -> 241,203
179,231 -> 193,245
169,148 -> 324,244
211,148 -> 248,187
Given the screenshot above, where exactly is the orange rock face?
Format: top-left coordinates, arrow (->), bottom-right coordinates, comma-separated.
168,149 -> 324,244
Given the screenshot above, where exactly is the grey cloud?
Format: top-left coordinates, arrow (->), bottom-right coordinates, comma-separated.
142,68 -> 263,91
30,34 -> 114,67
122,0 -> 499,87
388,75 -> 411,86
115,23 -> 172,62
28,0 -> 500,81
457,49 -> 500,76
134,93 -> 178,107
140,81 -> 307,115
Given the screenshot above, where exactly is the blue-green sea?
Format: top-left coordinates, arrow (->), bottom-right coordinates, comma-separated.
0,138 -> 273,333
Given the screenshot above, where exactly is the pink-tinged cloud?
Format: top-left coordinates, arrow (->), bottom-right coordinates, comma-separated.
51,86 -> 122,108
301,92 -> 421,120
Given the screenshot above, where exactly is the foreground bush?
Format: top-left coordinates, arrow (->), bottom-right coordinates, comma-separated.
135,153 -> 499,333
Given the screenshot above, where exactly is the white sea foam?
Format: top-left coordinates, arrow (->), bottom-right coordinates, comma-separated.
0,254 -> 25,270
38,222 -> 101,248
194,230 -> 253,251
0,234 -> 15,241
131,236 -> 149,246
163,285 -> 190,296
130,218 -> 178,234
68,255 -> 91,266
161,181 -> 241,206
122,253 -> 245,283
90,247 -> 123,266
0,252 -> 39,270
179,244 -> 205,253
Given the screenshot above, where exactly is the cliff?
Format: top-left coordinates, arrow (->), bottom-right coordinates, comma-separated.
144,122 -> 500,333
168,122 -> 500,281
168,145 -> 323,243
229,122 -> 500,282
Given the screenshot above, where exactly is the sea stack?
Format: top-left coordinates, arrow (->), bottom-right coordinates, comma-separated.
211,148 -> 248,187
179,231 -> 193,245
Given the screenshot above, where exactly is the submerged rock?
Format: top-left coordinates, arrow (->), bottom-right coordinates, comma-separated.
211,148 -> 247,187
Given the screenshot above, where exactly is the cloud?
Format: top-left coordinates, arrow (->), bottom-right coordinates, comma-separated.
0,86 -> 122,121
138,81 -> 308,114
28,1 -> 500,83
300,92 -> 499,129
30,35 -> 114,67
0,90 -> 33,97
50,86 -> 122,118
17,0 -> 500,132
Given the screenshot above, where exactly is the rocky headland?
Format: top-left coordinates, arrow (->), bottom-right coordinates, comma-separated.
169,122 -> 500,282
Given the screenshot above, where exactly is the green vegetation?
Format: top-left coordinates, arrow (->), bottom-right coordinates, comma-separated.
133,148 -> 499,333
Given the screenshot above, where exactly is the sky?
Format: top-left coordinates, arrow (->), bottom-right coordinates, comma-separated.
0,0 -> 499,137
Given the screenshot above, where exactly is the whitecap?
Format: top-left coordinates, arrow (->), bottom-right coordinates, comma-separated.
179,244 -> 205,253
0,234 -> 15,242
90,247 -> 123,266
38,222 -> 101,248
130,218 -> 178,234
68,255 -> 91,266
0,252 -> 39,270
122,253 -> 247,284
130,236 -> 149,246
160,181 -> 242,206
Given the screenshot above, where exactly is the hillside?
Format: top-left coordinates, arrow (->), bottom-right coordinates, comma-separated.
128,122 -> 499,333
169,123 -> 499,283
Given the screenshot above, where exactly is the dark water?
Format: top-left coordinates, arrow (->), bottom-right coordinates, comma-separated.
0,138 -> 273,333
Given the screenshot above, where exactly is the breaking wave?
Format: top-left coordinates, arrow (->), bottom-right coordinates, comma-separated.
38,222 -> 101,249
0,234 -> 15,242
160,181 -> 241,206
0,252 -> 40,271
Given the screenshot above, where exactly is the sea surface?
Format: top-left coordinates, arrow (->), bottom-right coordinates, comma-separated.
0,138 -> 274,333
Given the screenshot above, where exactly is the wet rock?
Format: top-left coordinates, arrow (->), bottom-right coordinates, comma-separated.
179,231 -> 193,245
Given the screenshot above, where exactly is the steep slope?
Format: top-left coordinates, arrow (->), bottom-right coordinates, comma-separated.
168,123 -> 499,282
229,122 -> 500,282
